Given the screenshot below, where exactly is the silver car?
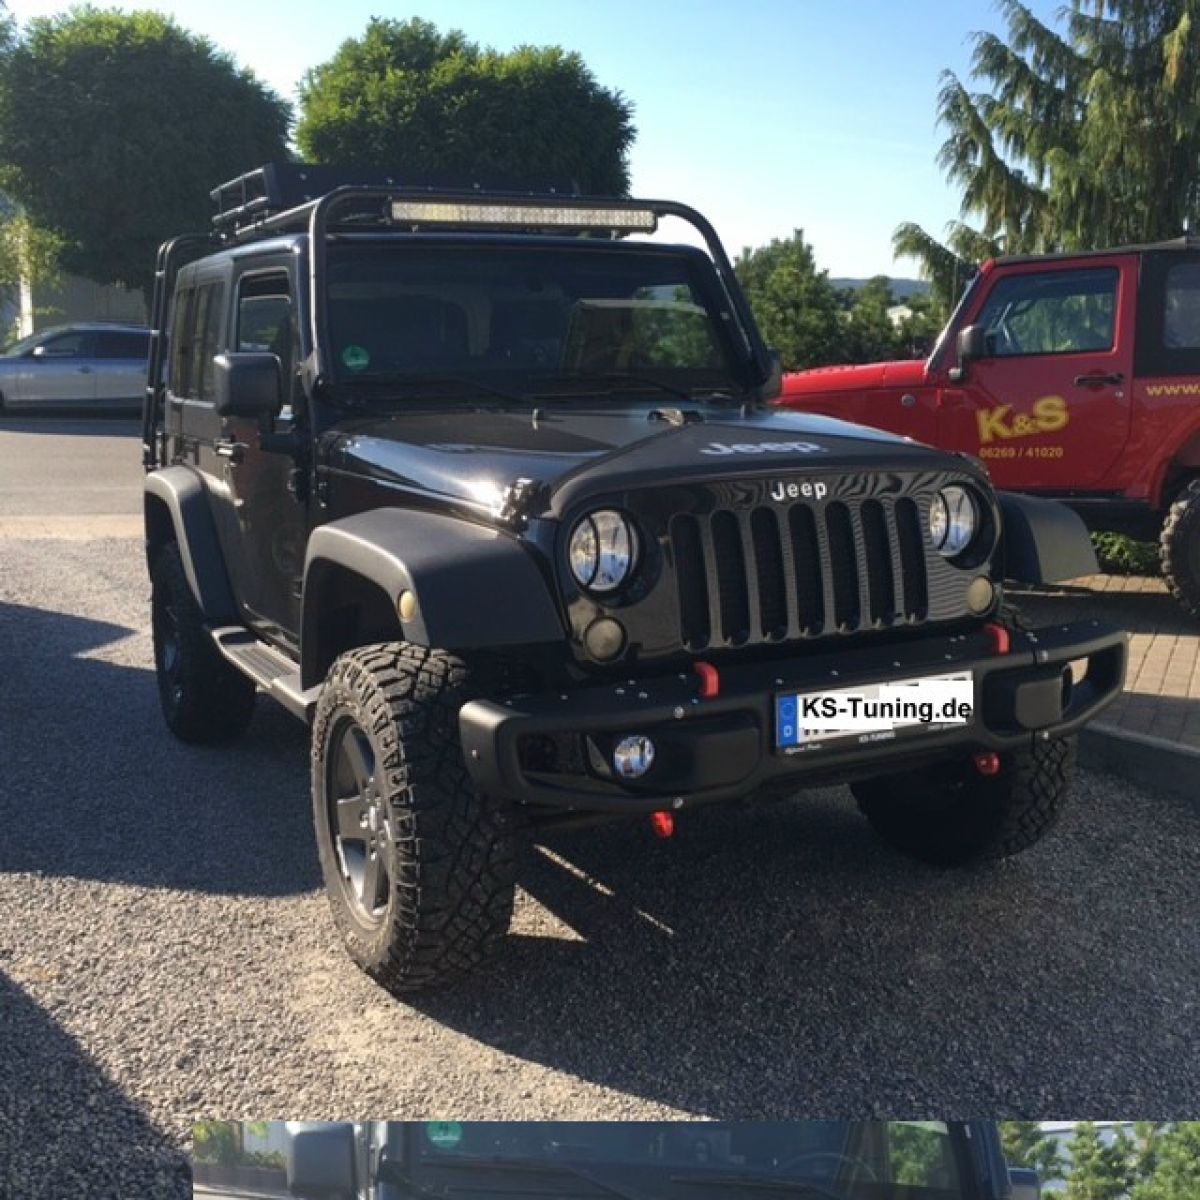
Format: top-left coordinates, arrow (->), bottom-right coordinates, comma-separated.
0,322 -> 150,412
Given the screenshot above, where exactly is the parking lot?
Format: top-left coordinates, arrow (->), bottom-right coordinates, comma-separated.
2,420 -> 1200,1196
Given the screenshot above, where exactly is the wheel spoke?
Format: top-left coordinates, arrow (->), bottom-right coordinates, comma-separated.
335,794 -> 369,842
342,727 -> 375,790
360,847 -> 386,911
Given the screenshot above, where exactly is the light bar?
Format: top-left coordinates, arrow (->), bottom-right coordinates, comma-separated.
389,199 -> 658,232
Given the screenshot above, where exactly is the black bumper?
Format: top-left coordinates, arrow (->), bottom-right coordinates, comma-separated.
459,620 -> 1127,813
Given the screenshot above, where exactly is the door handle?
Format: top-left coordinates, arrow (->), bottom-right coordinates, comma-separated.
214,438 -> 247,463
1074,371 -> 1123,387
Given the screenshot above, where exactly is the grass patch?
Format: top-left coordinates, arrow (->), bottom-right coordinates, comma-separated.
1091,531 -> 1161,576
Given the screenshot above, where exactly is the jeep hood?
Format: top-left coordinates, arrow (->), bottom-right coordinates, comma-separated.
327,402 -> 962,520
781,358 -> 929,399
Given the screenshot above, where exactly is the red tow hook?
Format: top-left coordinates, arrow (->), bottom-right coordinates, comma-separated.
650,811 -> 676,839
984,622 -> 1011,655
694,660 -> 720,699
973,751 -> 1002,777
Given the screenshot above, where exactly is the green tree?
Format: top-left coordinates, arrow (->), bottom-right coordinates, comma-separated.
844,275 -> 901,362
296,17 -> 635,195
0,6 -> 291,294
1001,1122 -> 1066,1182
1133,1125 -> 1200,1200
897,1 -> 1200,303
734,230 -> 847,369
1065,1123 -> 1137,1200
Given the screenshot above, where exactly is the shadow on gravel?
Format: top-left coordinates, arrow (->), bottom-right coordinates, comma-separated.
0,972 -> 189,1199
402,784 -> 1200,1114
0,600 -> 317,897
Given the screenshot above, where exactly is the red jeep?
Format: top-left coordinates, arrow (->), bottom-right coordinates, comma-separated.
780,239 -> 1200,614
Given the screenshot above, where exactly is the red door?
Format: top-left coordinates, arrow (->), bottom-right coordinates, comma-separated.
936,258 -> 1135,490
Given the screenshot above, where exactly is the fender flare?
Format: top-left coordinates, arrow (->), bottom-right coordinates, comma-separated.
143,467 -> 238,621
996,491 -> 1099,585
302,508 -> 564,687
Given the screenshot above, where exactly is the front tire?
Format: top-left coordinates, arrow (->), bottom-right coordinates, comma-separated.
851,736 -> 1075,866
311,644 -> 517,993
150,543 -> 256,743
1161,478 -> 1200,618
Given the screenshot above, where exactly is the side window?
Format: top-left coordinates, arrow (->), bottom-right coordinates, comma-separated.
95,331 -> 151,360
1163,262 -> 1200,349
236,273 -> 294,361
182,284 -> 226,403
169,288 -> 195,395
37,331 -> 93,359
196,283 -> 226,402
975,267 -> 1118,357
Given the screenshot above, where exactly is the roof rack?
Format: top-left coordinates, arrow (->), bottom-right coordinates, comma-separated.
211,162 -> 584,241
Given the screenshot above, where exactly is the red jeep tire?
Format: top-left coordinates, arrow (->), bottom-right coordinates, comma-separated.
1161,479 -> 1200,619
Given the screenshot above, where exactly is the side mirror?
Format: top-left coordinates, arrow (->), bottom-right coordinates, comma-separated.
761,348 -> 783,400
1008,1168 -> 1041,1200
286,1122 -> 356,1198
30,344 -> 49,359
213,351 -> 283,419
949,323 -> 987,382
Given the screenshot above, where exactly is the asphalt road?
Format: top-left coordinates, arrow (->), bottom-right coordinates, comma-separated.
3,419 -> 1200,1199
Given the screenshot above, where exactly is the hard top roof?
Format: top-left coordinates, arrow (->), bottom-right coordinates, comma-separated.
994,234 -> 1200,267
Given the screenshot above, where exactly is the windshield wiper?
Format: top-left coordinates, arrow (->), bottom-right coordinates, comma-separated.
422,1157 -> 650,1200
670,1171 -> 844,1200
533,371 -> 724,404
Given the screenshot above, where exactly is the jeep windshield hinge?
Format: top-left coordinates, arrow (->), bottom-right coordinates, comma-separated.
498,477 -> 544,528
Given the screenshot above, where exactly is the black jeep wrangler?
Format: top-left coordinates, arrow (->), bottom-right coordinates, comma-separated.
143,164 -> 1126,994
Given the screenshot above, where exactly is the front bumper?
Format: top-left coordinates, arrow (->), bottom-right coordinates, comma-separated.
459,619 -> 1127,813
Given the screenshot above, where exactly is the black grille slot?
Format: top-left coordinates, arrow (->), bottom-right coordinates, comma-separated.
751,508 -> 787,638
788,505 -> 824,633
711,510 -> 750,642
668,489 -> 933,650
895,497 -> 928,618
825,502 -> 860,630
671,514 -> 710,647
861,500 -> 895,624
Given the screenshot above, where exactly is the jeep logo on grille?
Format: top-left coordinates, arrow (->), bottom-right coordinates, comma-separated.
700,440 -> 826,456
770,479 -> 829,502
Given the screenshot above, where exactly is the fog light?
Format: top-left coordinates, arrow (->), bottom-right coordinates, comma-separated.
966,575 -> 995,614
584,617 -> 626,661
613,735 -> 655,779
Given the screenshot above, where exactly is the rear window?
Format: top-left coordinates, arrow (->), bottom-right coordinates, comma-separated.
1163,262 -> 1200,349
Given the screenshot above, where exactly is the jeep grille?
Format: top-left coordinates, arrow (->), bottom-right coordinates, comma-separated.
669,496 -> 929,648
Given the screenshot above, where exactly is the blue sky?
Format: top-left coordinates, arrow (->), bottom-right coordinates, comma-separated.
8,0 -> 1064,277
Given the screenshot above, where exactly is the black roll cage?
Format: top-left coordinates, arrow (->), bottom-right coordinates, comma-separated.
143,183 -> 774,469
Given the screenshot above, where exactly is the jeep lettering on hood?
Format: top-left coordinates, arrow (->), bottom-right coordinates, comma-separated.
328,404 -> 949,522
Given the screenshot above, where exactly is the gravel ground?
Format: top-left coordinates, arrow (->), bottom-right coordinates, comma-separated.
2,430 -> 1199,1197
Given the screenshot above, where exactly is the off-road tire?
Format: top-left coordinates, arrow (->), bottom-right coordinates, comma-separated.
311,644 -> 517,993
150,543 -> 256,743
851,736 -> 1075,866
1161,478 -> 1200,618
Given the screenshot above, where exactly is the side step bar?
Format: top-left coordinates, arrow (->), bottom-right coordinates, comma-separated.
210,627 -> 320,722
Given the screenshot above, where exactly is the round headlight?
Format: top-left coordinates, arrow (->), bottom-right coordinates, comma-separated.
568,510 -> 637,592
929,485 -> 979,557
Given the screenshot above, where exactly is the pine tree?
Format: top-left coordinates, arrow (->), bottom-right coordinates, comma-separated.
897,2 -> 1200,305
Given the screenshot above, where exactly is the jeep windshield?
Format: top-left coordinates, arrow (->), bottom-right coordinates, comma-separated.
396,1121 -> 976,1200
324,241 -> 747,403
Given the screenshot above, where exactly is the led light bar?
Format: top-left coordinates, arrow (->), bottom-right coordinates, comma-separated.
389,199 -> 658,232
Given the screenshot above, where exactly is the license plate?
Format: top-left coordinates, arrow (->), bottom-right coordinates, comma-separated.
775,670 -> 974,753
